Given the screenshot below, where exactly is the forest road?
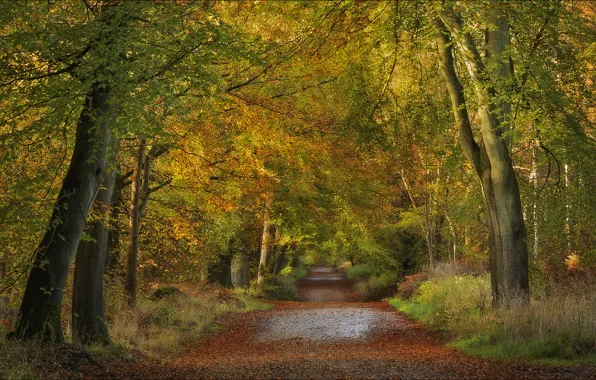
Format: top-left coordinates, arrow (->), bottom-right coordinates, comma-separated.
169,265 -> 596,379
97,265 -> 596,379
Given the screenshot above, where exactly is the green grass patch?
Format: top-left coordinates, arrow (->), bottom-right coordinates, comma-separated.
387,297 -> 431,322
390,267 -> 596,366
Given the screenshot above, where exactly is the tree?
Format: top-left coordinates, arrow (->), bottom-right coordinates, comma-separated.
14,3 -> 134,340
429,1 -> 529,305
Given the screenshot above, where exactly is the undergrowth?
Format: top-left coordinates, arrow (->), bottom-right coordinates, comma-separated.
0,302 -> 38,379
389,263 -> 596,365
0,283 -> 271,378
347,264 -> 396,300
263,265 -> 308,300
105,285 -> 271,358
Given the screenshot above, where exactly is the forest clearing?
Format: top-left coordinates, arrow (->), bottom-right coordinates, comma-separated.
0,1 -> 595,379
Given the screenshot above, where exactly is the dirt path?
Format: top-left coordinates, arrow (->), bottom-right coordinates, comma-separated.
99,266 -> 595,379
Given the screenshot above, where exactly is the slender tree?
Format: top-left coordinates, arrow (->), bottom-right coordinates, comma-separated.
256,195 -> 273,295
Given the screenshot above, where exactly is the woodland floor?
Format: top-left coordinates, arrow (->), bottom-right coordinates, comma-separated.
45,266 -> 596,379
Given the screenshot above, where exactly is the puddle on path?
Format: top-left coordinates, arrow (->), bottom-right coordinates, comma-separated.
256,307 -> 397,342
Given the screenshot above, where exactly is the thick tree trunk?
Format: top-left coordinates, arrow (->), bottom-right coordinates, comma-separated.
231,249 -> 250,288
256,196 -> 272,295
431,7 -> 529,306
72,168 -> 117,344
15,88 -> 117,342
125,138 -> 146,307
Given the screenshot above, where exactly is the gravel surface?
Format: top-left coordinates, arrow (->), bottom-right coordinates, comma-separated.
256,307 -> 399,342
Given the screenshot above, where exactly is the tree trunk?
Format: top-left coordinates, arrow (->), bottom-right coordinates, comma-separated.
231,249 -> 250,288
0,262 -> 6,307
208,248 -> 233,288
256,196 -> 272,295
125,138 -> 146,307
431,7 -> 529,306
105,174 -> 125,277
72,167 -> 118,344
445,214 -> 457,262
530,140 -> 539,258
15,89 -> 117,342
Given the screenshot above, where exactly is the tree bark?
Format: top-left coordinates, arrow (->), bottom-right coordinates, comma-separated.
15,89 -> 118,342
530,140 -> 539,258
256,195 -> 273,295
105,174 -> 125,277
125,138 -> 146,307
231,249 -> 250,288
72,166 -> 117,344
0,262 -> 6,307
431,5 -> 529,305
208,242 -> 233,288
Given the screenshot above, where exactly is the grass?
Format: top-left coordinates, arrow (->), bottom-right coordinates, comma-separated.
389,264 -> 596,366
105,285 -> 271,358
0,283 -> 271,378
0,302 -> 38,379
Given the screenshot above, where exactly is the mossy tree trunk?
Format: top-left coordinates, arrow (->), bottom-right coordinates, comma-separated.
232,249 -> 250,288
72,162 -> 118,344
15,3 -> 132,342
16,89 -> 118,342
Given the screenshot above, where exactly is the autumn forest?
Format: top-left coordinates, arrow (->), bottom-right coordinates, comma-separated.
0,1 -> 595,378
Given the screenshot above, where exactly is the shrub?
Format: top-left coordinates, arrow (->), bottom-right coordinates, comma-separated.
412,274 -> 491,328
346,263 -> 376,281
397,272 -> 429,299
108,285 -> 271,357
265,277 -> 297,300
354,272 -> 397,301
263,265 -> 308,300
391,270 -> 596,364
151,286 -> 186,300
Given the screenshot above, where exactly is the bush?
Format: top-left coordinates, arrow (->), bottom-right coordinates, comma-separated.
390,268 -> 596,364
263,265 -> 308,300
354,272 -> 397,301
413,274 -> 491,328
346,263 -> 376,281
289,266 -> 308,280
397,272 -> 429,299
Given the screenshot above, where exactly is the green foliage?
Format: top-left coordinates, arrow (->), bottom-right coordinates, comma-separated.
411,274 -> 491,328
263,265 -> 309,301
346,263 -> 376,281
391,268 -> 596,364
288,266 -> 308,280
353,272 -> 397,301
